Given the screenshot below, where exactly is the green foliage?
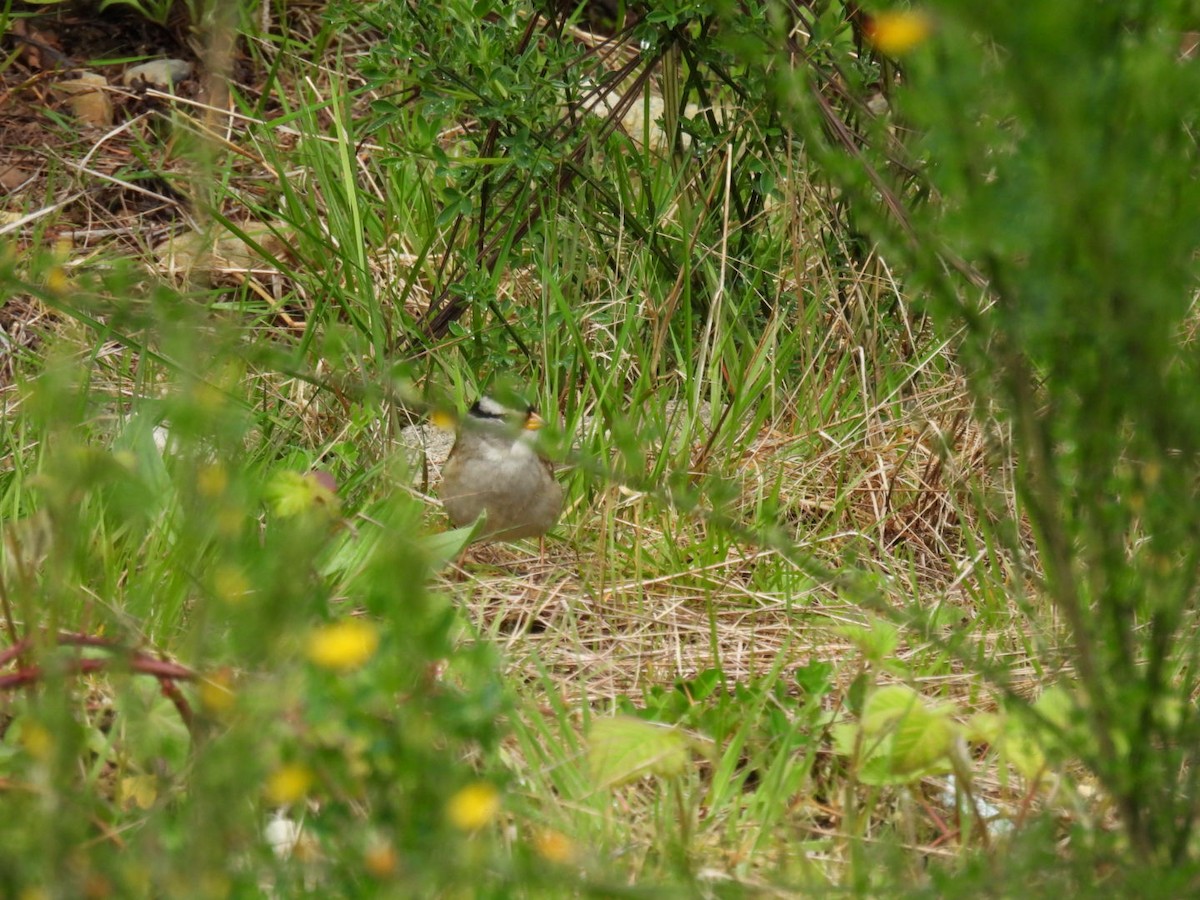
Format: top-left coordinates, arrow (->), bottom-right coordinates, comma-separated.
0,265 -> 515,894
96,0 -> 183,27
13,0 -> 1200,893
776,0 -> 1200,869
587,715 -> 696,788
834,684 -> 955,785
15,0 -> 257,31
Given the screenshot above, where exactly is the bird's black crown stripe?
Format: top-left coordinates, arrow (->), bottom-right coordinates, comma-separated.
469,398 -> 537,420
468,399 -> 503,419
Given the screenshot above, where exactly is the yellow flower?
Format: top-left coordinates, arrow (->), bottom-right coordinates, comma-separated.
868,10 -> 933,56
446,781 -> 500,831
215,505 -> 245,538
265,763 -> 313,805
21,723 -> 53,761
198,668 -> 236,715
307,619 -> 379,672
533,829 -> 576,864
193,381 -> 226,415
364,840 -> 398,878
197,463 -> 229,497
120,774 -> 158,811
45,266 -> 71,296
212,563 -> 250,605
44,237 -> 74,297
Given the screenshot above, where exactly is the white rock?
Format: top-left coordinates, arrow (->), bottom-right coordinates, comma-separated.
122,59 -> 193,89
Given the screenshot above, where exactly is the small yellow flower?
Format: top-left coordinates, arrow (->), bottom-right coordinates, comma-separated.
21,722 -> 53,761
44,266 -> 71,296
193,381 -> 226,415
446,781 -> 500,831
1142,460 -> 1161,487
265,763 -> 313,805
197,463 -> 229,498
120,774 -> 158,811
212,563 -> 250,605
307,619 -> 379,672
533,829 -> 577,864
216,505 -> 244,538
44,236 -> 74,297
364,840 -> 398,878
198,668 -> 236,714
868,10 -> 933,56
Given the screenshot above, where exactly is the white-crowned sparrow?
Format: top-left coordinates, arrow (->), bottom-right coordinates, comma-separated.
439,397 -> 563,541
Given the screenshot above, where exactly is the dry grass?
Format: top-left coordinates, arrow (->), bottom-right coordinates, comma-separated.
0,5 -> 1068,890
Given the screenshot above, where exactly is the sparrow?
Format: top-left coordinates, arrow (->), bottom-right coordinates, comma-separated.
439,397 -> 563,541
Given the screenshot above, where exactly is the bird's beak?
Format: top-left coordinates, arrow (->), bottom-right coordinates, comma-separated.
524,411 -> 545,431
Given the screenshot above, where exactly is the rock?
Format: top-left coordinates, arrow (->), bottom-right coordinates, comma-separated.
54,72 -> 112,127
122,59 -> 193,89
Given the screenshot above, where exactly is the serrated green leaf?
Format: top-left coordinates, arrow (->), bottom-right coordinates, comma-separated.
890,704 -> 954,775
831,721 -> 861,758
837,619 -> 900,663
117,677 -> 192,773
1033,685 -> 1075,731
266,470 -> 340,518
794,660 -> 834,696
861,684 -> 924,735
857,747 -> 905,786
963,711 -> 1005,745
999,723 -> 1048,782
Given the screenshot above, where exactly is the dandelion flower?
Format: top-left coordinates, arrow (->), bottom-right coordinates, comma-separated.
307,619 -> 379,672
868,10 -> 933,56
446,781 -> 500,831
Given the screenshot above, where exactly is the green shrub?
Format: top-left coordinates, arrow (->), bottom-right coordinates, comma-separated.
774,0 -> 1200,868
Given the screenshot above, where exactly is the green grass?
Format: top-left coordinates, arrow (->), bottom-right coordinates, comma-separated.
3,0 -> 1199,895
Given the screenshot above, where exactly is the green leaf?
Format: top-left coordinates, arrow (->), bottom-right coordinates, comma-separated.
890,703 -> 954,776
999,721 -> 1048,783
794,661 -> 834,697
1033,685 -> 1075,732
587,716 -> 691,788
831,721 -> 860,758
843,686 -> 956,783
266,470 -> 340,519
963,711 -> 1004,745
423,524 -> 479,570
861,685 -> 924,736
677,668 -> 722,702
837,619 -> 900,664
